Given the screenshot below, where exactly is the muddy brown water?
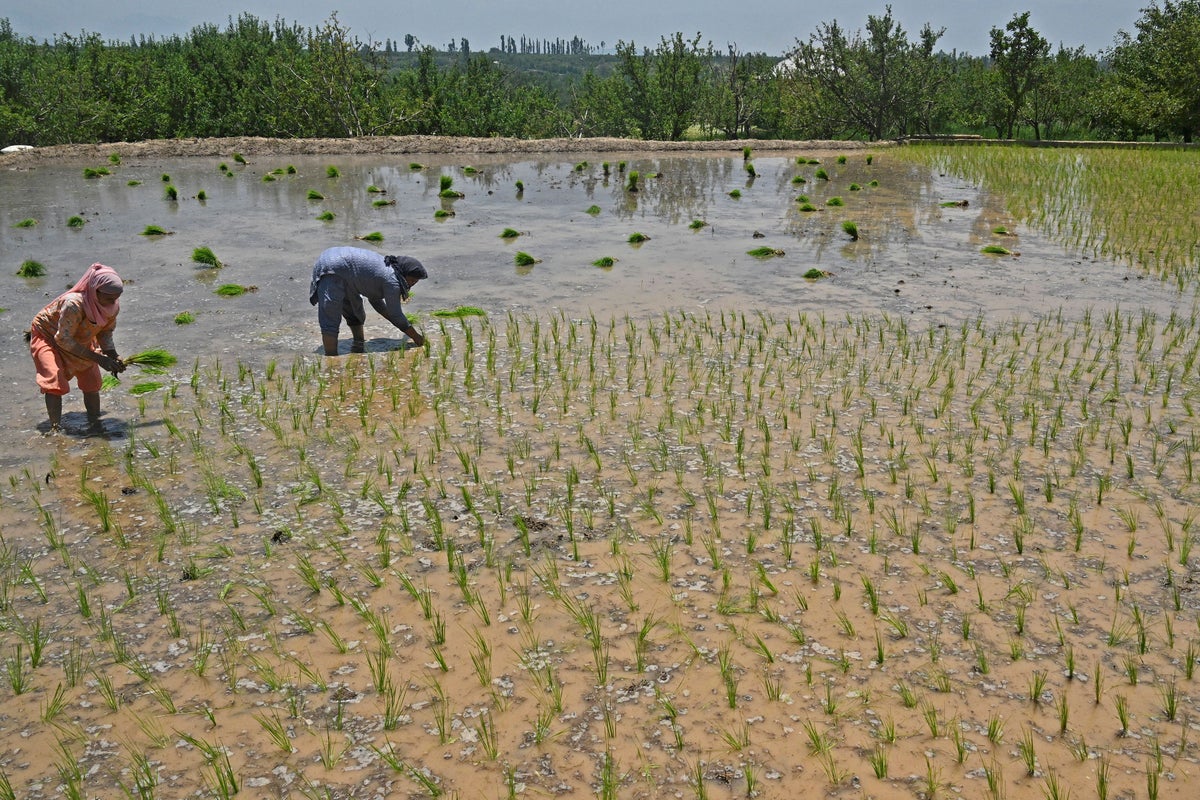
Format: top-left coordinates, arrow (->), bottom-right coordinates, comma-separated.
0,147 -> 1197,800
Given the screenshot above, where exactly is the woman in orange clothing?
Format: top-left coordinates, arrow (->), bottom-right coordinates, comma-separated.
29,263 -> 128,432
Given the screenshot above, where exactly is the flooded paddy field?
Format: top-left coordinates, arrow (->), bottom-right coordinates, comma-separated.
0,142 -> 1198,798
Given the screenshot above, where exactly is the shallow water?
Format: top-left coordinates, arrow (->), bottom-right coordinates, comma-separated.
2,149 -> 1187,456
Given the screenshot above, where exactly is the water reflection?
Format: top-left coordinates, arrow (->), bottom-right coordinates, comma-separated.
1,148 -> 1186,458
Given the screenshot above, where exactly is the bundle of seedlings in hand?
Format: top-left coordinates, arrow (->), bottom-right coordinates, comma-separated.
123,349 -> 178,372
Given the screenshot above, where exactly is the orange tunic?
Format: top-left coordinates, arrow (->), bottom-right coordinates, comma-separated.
30,293 -> 117,394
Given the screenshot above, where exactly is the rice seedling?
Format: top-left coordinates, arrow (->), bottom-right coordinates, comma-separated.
192,246 -> 222,267
841,220 -> 859,240
13,217 -> 37,227
214,284 -> 250,297
728,188 -> 742,198
439,174 -> 464,198
16,260 -> 44,277
747,246 -> 785,258
586,204 -> 601,215
174,311 -> 196,325
627,232 -> 650,243
356,231 -> 384,242
826,196 -> 844,206
982,244 -> 1013,255
1018,728 -> 1037,775
67,215 -> 86,227
433,208 -> 454,218
514,251 -> 540,266
500,227 -> 522,239
316,210 -> 335,220
164,184 -> 178,200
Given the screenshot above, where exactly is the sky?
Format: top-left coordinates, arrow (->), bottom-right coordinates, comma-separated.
4,1 -> 1143,57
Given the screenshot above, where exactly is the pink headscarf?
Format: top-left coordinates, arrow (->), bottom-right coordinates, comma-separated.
67,263 -> 123,324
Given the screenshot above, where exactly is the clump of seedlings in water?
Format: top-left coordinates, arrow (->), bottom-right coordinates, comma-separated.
127,179 -> 141,186
367,184 -> 385,194
174,311 -> 196,325
792,174 -> 807,185
941,200 -> 969,208
981,244 -> 1013,255
83,166 -> 111,179
514,251 -> 539,267
326,165 -> 340,178
357,231 -> 384,242
500,228 -> 522,240
628,232 -> 650,243
67,216 -> 86,228
592,256 -> 616,268
842,220 -> 860,240
626,171 -> 639,192
434,209 -> 454,219
837,155 -> 847,164
307,189 -> 325,200
866,154 -> 874,164
804,268 -> 830,279
689,219 -> 707,230
431,306 -> 486,318
586,205 -> 601,215
316,210 -> 336,221
215,284 -> 255,296
439,175 -> 464,199
17,260 -> 45,277
196,190 -> 207,201
815,168 -> 830,180
140,225 -> 171,236
515,180 -> 524,193
233,153 -> 247,164
745,162 -> 757,177
748,246 -> 784,258
409,162 -> 424,170
161,173 -> 171,182
827,196 -> 844,206
192,246 -> 222,267
164,185 -> 178,201
13,218 -> 37,228
463,166 -> 478,174
993,225 -> 1014,236
849,183 -> 862,191
372,198 -> 395,207
728,189 -> 742,198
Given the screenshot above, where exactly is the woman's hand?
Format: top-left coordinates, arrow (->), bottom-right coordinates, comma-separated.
97,351 -> 126,374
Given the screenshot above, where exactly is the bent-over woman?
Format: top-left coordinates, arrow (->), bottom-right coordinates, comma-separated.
29,263 -> 127,432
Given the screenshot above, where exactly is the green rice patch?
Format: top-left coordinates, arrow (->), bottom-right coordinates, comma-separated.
432,306 -> 487,318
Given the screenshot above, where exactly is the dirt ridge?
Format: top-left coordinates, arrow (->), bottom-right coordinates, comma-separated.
0,134 -> 883,166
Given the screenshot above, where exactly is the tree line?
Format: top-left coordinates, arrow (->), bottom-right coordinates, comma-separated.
1,3 -> 1196,146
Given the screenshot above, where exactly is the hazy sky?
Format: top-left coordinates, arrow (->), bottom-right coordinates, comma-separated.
5,1 -> 1143,56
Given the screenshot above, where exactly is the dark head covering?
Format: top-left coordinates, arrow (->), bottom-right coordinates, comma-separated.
384,255 -> 427,299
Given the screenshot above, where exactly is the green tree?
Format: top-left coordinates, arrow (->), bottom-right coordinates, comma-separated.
704,46 -> 779,139
1027,46 -> 1102,139
1107,0 -> 1200,141
614,32 -> 709,140
988,11 -> 1050,139
782,5 -> 947,139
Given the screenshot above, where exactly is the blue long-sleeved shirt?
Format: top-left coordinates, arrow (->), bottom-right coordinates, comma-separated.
309,246 -> 411,330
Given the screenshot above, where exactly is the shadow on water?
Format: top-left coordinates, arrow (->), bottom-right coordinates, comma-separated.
0,148 -> 1187,469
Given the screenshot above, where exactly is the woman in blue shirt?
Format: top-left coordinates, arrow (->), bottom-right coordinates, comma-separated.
309,246 -> 427,355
